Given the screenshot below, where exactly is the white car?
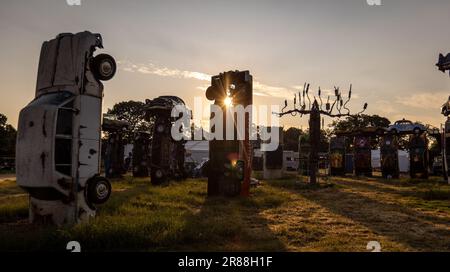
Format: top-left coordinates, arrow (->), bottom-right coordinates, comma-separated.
388,119 -> 426,135
16,31 -> 116,225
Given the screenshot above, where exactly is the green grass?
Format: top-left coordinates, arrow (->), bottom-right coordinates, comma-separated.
0,180 -> 28,223
0,177 -> 287,251
1,175 -> 450,251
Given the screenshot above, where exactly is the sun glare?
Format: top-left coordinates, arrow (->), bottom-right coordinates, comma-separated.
224,96 -> 233,107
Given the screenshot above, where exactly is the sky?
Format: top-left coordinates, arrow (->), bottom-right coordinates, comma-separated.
1,0 -> 450,130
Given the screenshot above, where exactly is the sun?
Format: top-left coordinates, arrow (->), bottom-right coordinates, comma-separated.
224,96 -> 233,107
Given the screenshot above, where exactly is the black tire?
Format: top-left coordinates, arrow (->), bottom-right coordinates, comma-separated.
151,168 -> 167,185
86,176 -> 111,205
91,54 -> 116,81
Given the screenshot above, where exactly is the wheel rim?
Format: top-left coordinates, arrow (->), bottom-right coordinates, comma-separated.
100,61 -> 113,77
155,169 -> 163,178
157,124 -> 165,133
96,183 -> 109,199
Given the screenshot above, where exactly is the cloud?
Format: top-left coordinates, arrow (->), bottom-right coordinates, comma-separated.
119,60 -> 297,98
395,92 -> 447,110
252,81 -> 293,98
119,61 -> 363,101
372,100 -> 397,115
119,60 -> 211,81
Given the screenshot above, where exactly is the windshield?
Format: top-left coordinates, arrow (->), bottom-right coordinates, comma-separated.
28,91 -> 74,107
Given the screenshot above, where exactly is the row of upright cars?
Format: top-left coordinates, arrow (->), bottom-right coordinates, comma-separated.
330,119 -> 430,179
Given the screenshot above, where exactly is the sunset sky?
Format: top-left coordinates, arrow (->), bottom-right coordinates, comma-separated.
1,0 -> 450,130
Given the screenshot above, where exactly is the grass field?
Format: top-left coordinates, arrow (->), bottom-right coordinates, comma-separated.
1,174 -> 450,252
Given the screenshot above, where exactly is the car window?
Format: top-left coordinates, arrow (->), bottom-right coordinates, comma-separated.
56,108 -> 73,136
28,91 -> 74,107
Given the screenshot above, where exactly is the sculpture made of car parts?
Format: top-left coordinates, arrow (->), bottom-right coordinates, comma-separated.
442,97 -> 450,181
263,127 -> 284,180
205,71 -> 252,197
353,134 -> 373,177
380,133 -> 400,179
437,52 -> 450,183
102,115 -> 130,179
329,136 -> 346,176
336,127 -> 385,177
337,124 -> 429,179
16,31 -> 116,225
145,96 -> 187,185
387,120 -> 429,179
132,131 -> 152,177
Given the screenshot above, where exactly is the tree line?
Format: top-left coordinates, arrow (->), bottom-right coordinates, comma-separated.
0,101 -> 437,160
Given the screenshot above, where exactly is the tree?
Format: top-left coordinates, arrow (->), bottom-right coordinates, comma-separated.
329,114 -> 390,133
283,127 -> 302,152
107,101 -> 152,143
0,113 -> 17,157
299,129 -> 330,153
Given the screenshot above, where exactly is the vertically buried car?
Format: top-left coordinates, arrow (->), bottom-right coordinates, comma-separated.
16,31 -> 116,225
409,132 -> 429,179
145,96 -> 187,185
329,136 -> 346,176
132,131 -> 151,177
353,135 -> 372,177
380,133 -> 399,179
102,114 -> 130,179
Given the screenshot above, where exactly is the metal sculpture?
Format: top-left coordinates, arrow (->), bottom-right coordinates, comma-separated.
380,133 -> 399,179
144,96 -> 187,185
409,132 -> 429,179
437,53 -> 450,183
275,84 -> 367,184
102,115 -> 130,179
204,71 -> 252,197
132,131 -> 151,177
329,136 -> 347,176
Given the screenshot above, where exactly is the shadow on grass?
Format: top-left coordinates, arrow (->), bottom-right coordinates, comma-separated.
330,178 -> 450,215
177,194 -> 287,252
270,179 -> 450,251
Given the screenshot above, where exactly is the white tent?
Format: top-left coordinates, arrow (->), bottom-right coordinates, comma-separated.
185,141 -> 209,164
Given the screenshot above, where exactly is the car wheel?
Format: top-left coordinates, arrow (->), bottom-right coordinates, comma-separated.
156,124 -> 165,133
92,54 -> 116,81
86,176 -> 111,205
151,168 -> 167,185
